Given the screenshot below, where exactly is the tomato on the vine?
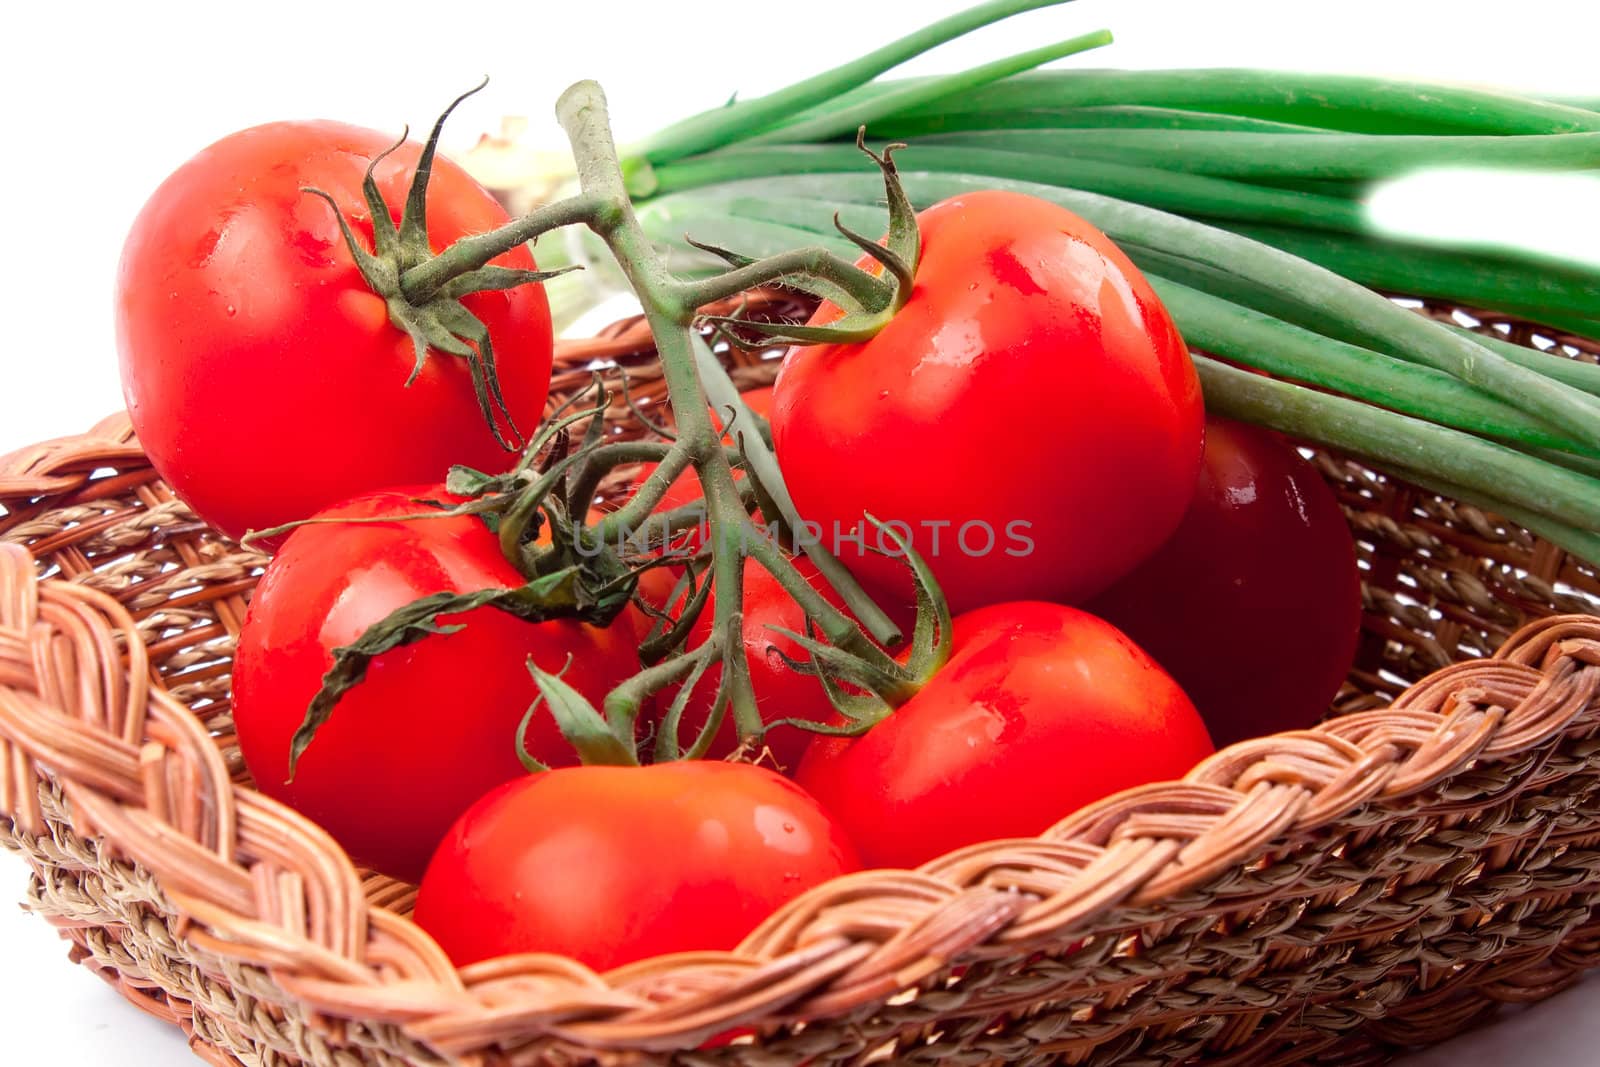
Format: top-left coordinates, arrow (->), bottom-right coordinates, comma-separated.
795,601 -> 1214,869
414,761 -> 859,970
646,553 -> 909,770
116,121 -> 553,542
231,486 -> 639,883
652,387 -> 774,518
610,387 -> 776,557
1088,417 -> 1363,746
772,190 -> 1204,613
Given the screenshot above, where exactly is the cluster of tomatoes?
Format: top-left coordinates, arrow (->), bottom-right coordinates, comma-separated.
115,118 -> 1361,973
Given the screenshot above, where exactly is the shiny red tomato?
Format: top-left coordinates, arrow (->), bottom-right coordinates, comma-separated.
1087,417 -> 1362,746
772,191 -> 1204,613
116,121 -> 553,542
795,601 -> 1214,869
232,486 -> 639,882
414,761 -> 859,969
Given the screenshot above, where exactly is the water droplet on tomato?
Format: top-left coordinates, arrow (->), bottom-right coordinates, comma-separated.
225,305 -> 236,317
754,805 -> 813,854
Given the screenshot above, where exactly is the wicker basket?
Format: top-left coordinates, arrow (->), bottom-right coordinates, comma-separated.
3,298 -> 1600,1067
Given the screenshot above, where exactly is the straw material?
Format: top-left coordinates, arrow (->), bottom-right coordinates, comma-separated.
2,296 -> 1599,1066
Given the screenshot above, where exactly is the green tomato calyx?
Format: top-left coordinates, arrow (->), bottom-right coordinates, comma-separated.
699,131 -> 922,346
306,79 -> 576,452
765,514 -> 953,736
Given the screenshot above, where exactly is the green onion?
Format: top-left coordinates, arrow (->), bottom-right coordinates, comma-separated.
648,146 -> 1364,233
866,69 -> 1600,137
738,31 -> 1114,147
1146,277 -> 1599,458
528,7 -> 1600,561
898,128 -> 1600,180
1543,95 -> 1600,115
633,0 -> 1080,163
1208,222 -> 1600,328
1439,325 -> 1600,399
870,105 -> 1335,137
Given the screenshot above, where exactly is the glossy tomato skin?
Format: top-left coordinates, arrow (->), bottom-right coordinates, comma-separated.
772,191 -> 1203,613
231,487 -> 639,883
414,762 -> 860,970
117,121 -> 553,542
795,601 -> 1214,869
1087,418 -> 1362,747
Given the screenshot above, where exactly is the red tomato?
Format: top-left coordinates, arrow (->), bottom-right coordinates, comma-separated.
772,191 -> 1203,613
231,487 -> 639,882
795,601 -> 1214,869
116,121 -> 553,542
1087,418 -> 1362,746
414,761 -> 859,969
650,554 -> 907,770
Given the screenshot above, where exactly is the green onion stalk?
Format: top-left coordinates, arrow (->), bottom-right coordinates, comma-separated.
480,0 -> 1600,562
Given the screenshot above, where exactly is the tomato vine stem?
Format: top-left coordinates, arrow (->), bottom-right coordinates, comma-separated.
399,194 -> 603,304
552,80 -> 947,751
556,80 -> 845,741
298,80 -> 952,765
675,246 -> 891,315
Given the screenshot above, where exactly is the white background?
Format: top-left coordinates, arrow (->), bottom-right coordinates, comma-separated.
3,1 -> 1599,1063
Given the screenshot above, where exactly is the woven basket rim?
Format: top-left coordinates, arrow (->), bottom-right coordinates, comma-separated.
3,385 -> 1600,1057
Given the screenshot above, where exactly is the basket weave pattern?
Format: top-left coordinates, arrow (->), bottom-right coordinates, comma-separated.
3,303 -> 1600,1066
